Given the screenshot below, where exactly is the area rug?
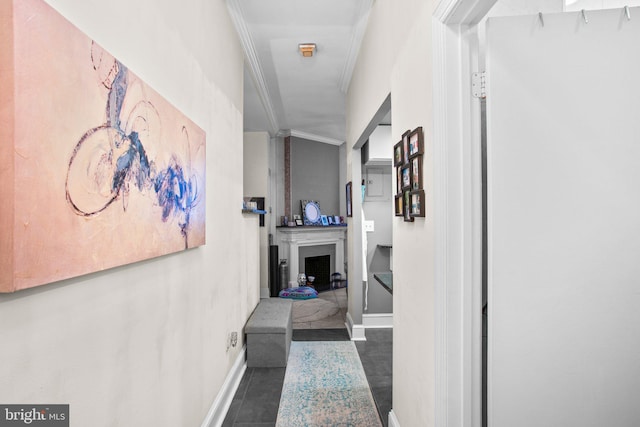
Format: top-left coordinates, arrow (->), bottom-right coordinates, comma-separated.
276,341 -> 382,427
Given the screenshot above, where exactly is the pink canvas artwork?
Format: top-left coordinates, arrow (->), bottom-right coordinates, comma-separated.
0,0 -> 206,292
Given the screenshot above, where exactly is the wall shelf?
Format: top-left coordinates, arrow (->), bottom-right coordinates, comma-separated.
242,209 -> 267,215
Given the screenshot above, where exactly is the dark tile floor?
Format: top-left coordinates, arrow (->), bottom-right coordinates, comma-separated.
222,328 -> 393,427
355,329 -> 393,427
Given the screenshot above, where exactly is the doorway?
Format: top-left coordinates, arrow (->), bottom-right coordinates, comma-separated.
435,2 -> 640,427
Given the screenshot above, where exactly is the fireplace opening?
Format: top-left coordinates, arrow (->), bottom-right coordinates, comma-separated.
305,255 -> 331,292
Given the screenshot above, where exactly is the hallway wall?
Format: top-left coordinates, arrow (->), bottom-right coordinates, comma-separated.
346,0 -> 437,426
0,1 -> 257,426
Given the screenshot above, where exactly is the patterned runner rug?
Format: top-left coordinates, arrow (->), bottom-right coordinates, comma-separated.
276,341 -> 382,427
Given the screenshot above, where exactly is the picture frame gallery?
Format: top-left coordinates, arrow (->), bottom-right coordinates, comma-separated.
394,126 -> 425,221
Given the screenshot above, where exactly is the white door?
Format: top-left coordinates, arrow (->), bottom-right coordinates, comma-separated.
486,8 -> 640,427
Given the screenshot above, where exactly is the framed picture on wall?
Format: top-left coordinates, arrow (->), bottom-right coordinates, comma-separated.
402,130 -> 411,165
411,156 -> 422,190
408,126 -> 423,158
397,167 -> 403,194
403,191 -> 414,222
401,164 -> 411,190
346,181 -> 353,217
410,190 -> 426,217
395,194 -> 404,216
394,141 -> 403,166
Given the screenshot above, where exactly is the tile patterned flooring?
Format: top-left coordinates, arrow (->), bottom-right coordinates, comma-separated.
222,326 -> 392,427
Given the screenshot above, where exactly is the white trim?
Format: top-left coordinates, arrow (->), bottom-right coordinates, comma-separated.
260,287 -> 270,299
362,313 -> 393,329
345,311 -> 367,341
226,0 -> 279,134
200,346 -> 247,427
338,0 -> 374,93
277,129 -> 345,146
433,1 -> 497,427
388,409 -> 401,427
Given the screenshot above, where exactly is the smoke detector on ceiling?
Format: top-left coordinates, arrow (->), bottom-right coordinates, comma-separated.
298,43 -> 316,57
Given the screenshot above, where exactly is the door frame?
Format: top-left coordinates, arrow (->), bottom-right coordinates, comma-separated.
432,1 -> 497,426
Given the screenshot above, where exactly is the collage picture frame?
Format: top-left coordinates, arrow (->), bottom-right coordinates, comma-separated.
394,126 -> 425,221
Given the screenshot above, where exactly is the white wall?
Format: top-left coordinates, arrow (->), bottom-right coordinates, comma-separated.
0,1 -> 258,426
346,0 -> 436,425
389,4 -> 436,426
366,125 -> 393,163
244,132 -> 270,293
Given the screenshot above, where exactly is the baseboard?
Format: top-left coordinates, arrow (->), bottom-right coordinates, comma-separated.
260,287 -> 270,299
388,409 -> 401,427
362,313 -> 393,329
200,345 -> 247,427
345,312 -> 366,341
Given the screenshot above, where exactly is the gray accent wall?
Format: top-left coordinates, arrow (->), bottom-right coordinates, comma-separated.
291,137 -> 340,219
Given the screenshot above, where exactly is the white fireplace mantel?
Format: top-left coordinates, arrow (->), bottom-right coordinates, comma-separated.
276,226 -> 347,285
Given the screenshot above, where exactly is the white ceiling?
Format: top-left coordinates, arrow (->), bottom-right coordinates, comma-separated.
227,0 -> 374,145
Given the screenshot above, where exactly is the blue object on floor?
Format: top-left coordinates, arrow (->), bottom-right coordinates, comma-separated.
279,286 -> 318,299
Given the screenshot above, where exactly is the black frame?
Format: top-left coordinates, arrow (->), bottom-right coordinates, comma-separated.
410,156 -> 422,190
409,190 -> 426,217
393,141 -> 404,166
346,181 -> 353,217
403,190 -> 414,222
401,164 -> 411,190
408,126 -> 424,159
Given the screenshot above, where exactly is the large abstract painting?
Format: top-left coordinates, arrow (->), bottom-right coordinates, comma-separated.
0,0 -> 206,292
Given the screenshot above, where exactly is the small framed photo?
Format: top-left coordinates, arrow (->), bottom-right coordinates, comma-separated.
346,181 -> 353,217
408,127 -> 423,159
403,191 -> 414,222
396,167 -> 403,194
321,215 -> 329,226
402,130 -> 411,165
393,141 -> 403,166
395,194 -> 403,216
410,190 -> 426,218
334,215 -> 341,224
410,156 -> 422,190
401,164 -> 411,190
295,219 -> 303,226
328,215 -> 334,225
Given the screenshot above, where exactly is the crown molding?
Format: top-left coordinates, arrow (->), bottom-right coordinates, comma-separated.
338,0 -> 374,94
277,129 -> 345,146
226,0 -> 280,134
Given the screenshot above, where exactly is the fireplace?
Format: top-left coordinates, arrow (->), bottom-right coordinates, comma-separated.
305,255 -> 331,292
276,227 -> 347,286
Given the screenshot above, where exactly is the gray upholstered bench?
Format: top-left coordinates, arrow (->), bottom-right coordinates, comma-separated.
245,298 -> 293,368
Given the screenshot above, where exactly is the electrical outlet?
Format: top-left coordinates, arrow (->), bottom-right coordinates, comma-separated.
226,331 -> 239,352
230,332 -> 238,348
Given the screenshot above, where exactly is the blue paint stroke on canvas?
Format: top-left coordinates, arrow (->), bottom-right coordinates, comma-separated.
65,42 -> 200,248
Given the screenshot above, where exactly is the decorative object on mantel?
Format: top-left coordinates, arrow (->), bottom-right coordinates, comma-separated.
395,126 -> 425,222
1,0 -> 206,292
301,200 -> 322,225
